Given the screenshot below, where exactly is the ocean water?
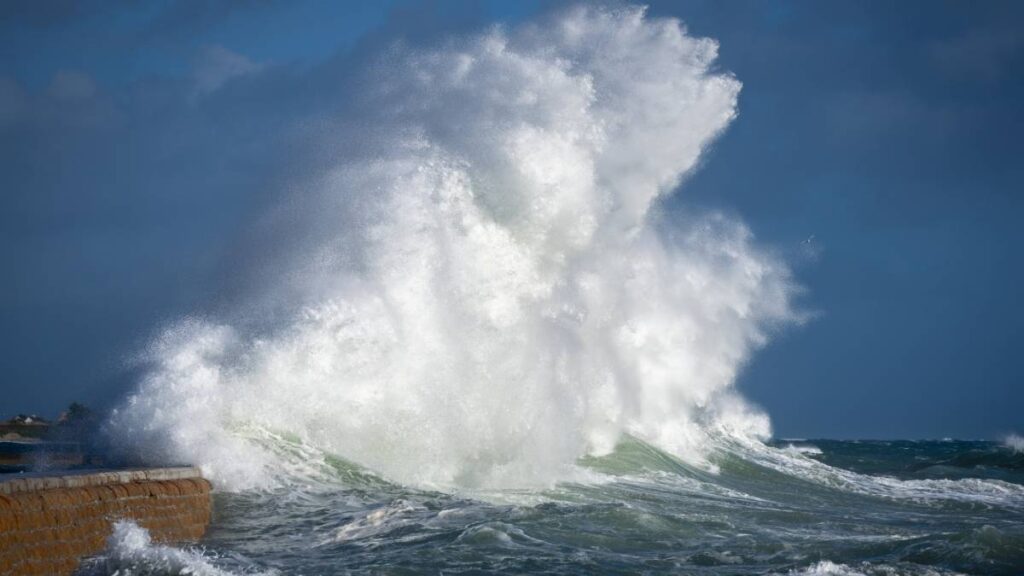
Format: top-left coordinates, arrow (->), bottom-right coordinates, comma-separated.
82,5 -> 1023,576
79,436 -> 1024,575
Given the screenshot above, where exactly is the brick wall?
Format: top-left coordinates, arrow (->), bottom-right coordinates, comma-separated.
0,468 -> 212,576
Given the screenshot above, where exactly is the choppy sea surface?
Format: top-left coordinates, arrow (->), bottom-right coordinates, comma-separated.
78,437 -> 1024,576
62,6 -> 1023,575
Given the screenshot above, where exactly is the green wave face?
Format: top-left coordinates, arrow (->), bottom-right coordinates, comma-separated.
149,432 -> 1022,575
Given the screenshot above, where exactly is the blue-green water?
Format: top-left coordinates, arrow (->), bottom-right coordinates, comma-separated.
80,437 -> 1024,575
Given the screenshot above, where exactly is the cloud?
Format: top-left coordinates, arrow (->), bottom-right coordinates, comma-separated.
47,69 -> 98,100
191,45 -> 264,99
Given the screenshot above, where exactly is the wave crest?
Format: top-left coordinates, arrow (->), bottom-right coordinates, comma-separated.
108,5 -> 799,491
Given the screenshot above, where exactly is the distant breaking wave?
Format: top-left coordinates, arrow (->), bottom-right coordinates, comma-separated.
108,5 -> 799,491
1005,434 -> 1024,454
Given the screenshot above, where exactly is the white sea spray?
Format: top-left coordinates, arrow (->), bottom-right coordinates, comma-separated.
108,5 -> 799,491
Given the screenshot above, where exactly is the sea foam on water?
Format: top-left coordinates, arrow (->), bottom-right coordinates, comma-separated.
108,5 -> 799,491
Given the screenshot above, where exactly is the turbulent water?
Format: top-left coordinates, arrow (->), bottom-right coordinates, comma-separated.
78,437 -> 1024,575
90,5 -> 1023,576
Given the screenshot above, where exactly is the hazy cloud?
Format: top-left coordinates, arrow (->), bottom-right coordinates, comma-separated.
47,69 -> 97,100
191,45 -> 264,99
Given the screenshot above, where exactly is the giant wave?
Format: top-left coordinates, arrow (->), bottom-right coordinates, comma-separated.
107,5 -> 798,491
92,6 -> 1024,574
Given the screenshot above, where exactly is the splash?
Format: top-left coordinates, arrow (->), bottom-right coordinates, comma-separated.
77,521 -> 249,576
786,561 -> 869,576
783,561 -> 965,576
1005,434 -> 1024,453
108,5 -> 799,491
782,443 -> 824,456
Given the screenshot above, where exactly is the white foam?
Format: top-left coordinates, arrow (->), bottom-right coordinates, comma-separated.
784,560 -> 965,576
783,443 -> 823,456
1003,434 -> 1024,453
77,520 -> 261,576
738,438 -> 1024,510
787,562 -> 867,576
332,500 -> 425,543
786,561 -> 868,573
108,5 -> 800,491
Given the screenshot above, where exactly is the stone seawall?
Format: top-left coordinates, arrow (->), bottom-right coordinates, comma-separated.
0,467 -> 212,576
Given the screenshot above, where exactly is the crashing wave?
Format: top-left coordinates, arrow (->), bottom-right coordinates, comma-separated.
107,5 -> 799,491
1004,434 -> 1024,454
76,520 -> 260,576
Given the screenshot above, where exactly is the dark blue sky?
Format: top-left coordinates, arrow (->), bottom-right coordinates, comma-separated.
1,1 -> 1021,439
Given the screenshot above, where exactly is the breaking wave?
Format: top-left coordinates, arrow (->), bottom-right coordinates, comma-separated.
1004,434 -> 1024,454
107,5 -> 800,491
91,6 -> 1024,574
76,521 -> 256,576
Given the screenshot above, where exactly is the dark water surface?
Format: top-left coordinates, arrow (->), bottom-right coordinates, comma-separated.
80,438 -> 1024,575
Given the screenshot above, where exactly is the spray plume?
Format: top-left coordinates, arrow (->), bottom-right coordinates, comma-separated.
109,5 -> 798,491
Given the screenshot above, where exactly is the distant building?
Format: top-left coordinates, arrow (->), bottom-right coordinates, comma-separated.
1,404 -> 97,471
